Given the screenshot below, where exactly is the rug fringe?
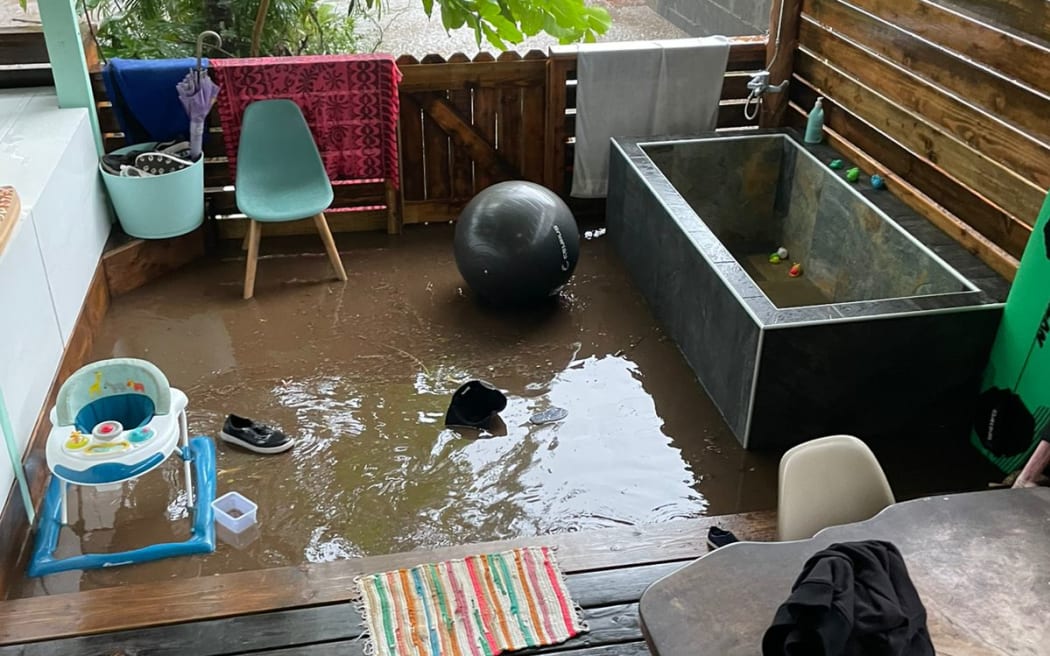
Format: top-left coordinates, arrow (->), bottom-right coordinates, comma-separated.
544,546 -> 590,633
353,574 -> 380,656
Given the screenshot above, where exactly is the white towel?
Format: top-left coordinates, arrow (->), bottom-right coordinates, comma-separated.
571,37 -> 731,198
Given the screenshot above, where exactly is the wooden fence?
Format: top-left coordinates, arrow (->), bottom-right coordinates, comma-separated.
88,37 -> 767,238
11,5 -> 1047,277
0,27 -> 49,87
779,0 -> 1050,279
0,24 -> 98,88
398,51 -> 549,227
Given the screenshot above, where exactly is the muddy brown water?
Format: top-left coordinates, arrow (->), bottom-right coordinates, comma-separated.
10,225 -> 999,598
12,226 -> 781,597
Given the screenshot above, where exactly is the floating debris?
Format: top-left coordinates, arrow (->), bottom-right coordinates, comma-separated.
530,407 -> 568,425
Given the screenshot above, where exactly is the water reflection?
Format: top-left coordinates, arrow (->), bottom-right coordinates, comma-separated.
181,347 -> 710,564
259,350 -> 707,560
11,228 -> 766,597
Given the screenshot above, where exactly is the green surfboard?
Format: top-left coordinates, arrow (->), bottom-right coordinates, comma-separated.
972,191 -> 1050,472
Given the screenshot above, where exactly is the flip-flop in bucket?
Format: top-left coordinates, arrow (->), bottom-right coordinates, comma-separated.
100,142 -> 204,239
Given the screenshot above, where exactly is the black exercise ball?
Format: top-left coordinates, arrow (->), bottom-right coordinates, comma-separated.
454,181 -> 580,306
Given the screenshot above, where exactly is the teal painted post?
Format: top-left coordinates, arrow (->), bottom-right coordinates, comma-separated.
0,387 -> 34,525
38,0 -> 103,154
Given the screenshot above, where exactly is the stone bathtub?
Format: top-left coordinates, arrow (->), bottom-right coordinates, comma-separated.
607,129 -> 1009,449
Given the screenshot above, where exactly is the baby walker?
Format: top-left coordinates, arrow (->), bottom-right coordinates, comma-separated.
28,358 -> 216,577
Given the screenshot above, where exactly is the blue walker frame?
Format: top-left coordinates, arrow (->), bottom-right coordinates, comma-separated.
27,436 -> 217,577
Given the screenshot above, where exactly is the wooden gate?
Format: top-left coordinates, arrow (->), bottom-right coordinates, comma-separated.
396,51 -> 548,225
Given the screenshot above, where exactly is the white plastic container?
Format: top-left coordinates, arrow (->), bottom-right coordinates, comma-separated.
212,491 -> 257,533
216,522 -> 260,549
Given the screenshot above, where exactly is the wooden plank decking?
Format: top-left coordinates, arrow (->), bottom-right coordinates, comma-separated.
0,511 -> 777,654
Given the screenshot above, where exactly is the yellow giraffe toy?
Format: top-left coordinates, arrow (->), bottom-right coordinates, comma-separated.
88,371 -> 103,397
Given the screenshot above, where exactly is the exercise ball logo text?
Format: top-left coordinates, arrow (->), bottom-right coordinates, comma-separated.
553,225 -> 570,271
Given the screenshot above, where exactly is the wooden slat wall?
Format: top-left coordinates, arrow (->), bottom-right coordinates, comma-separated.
787,0 -> 1050,278
0,25 -> 99,88
0,27 -> 48,66
396,50 -> 549,225
90,50 -> 550,235
90,75 -> 391,237
88,38 -> 769,234
544,36 -> 769,197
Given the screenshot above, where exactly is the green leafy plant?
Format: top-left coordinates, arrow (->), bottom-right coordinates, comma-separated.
360,0 -> 611,49
47,0 -> 609,59
84,0 -> 358,60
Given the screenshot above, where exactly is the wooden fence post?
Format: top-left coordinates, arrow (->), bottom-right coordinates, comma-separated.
544,49 -> 574,197
760,0 -> 803,128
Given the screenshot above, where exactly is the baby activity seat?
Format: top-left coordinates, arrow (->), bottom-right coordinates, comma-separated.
28,358 -> 216,577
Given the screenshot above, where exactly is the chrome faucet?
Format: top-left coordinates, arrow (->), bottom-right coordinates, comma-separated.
744,71 -> 790,120
747,71 -> 789,96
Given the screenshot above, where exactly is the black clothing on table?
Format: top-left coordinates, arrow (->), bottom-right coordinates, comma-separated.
762,540 -> 934,656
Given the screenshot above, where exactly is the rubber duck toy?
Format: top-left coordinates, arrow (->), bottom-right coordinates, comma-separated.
846,167 -> 861,183
789,263 -> 803,278
769,253 -> 782,264
65,430 -> 89,450
829,159 -> 844,170
870,174 -> 886,189
777,247 -> 789,259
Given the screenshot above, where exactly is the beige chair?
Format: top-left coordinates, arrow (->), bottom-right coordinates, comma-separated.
777,434 -> 895,541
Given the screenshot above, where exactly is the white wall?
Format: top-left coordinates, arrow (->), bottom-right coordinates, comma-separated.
0,89 -> 111,510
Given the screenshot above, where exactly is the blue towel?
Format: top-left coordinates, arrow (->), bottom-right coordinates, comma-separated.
102,58 -> 207,145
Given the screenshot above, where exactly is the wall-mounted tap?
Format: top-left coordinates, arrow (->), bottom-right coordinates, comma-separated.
747,71 -> 789,96
744,71 -> 790,121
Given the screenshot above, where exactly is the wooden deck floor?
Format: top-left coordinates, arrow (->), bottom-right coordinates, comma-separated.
0,511 -> 776,655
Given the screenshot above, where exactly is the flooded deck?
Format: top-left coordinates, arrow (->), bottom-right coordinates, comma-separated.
8,224 -> 999,599
11,225 -> 778,597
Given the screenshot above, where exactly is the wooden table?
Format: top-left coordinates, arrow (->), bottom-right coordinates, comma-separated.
639,488 -> 1050,656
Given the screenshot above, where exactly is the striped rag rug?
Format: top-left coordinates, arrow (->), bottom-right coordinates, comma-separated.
356,546 -> 587,656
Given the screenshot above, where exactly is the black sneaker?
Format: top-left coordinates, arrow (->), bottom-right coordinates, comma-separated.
707,526 -> 740,550
101,146 -> 150,174
220,414 -> 295,454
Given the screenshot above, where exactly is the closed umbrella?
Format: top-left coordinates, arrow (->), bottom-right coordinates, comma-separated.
178,31 -> 222,160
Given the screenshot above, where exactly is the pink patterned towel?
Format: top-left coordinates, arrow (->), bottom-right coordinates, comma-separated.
212,54 -> 402,188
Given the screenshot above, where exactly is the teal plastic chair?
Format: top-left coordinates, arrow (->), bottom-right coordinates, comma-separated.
235,99 -> 347,299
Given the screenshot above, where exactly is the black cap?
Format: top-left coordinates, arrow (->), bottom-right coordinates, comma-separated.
445,380 -> 507,430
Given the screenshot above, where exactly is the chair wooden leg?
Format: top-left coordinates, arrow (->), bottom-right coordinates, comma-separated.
313,212 -> 347,281
243,219 -> 262,299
